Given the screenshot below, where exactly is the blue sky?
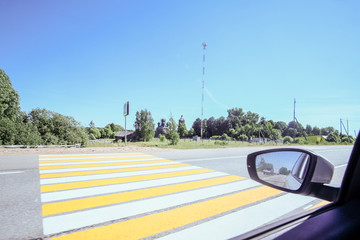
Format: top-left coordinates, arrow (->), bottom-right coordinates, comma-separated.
1,0 -> 359,135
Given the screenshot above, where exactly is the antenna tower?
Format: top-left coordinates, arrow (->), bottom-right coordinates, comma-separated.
201,42 -> 207,142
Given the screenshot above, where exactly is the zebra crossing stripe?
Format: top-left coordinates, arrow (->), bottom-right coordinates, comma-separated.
39,160 -> 171,170
42,175 -> 243,216
49,186 -> 282,239
39,156 -> 157,163
39,153 -> 146,159
40,163 -> 189,178
41,168 -> 213,192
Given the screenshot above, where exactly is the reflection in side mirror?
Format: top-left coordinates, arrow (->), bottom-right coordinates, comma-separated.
255,151 -> 310,191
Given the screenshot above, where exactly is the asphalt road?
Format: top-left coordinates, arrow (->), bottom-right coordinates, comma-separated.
0,145 -> 353,240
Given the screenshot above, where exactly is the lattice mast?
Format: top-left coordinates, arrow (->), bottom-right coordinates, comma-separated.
201,42 -> 207,142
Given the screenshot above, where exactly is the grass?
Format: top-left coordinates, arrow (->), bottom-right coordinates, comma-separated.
86,138 -> 282,149
85,136 -> 354,149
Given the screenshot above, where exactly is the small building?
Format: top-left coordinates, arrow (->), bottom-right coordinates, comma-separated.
114,131 -> 135,142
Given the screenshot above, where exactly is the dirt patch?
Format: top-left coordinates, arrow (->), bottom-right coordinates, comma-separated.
0,146 -> 177,156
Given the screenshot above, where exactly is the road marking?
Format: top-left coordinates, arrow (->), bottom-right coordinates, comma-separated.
40,165 -> 202,185
41,168 -> 213,192
159,193 -> 318,240
50,186 -> 281,240
39,159 -> 171,170
41,171 -> 229,203
40,153 -> 320,239
39,157 -> 163,165
39,153 -> 146,159
42,175 -> 243,216
179,155 -> 247,162
0,171 -> 24,175
39,161 -> 182,174
40,163 -> 189,179
43,180 -> 261,235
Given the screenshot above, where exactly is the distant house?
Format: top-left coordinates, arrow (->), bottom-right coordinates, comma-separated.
114,131 -> 135,142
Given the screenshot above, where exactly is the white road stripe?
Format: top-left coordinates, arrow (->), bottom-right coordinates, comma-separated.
39,161 -> 181,174
159,194 -> 318,240
179,155 -> 247,162
39,153 -> 145,159
42,180 -> 261,235
40,166 -> 202,185
39,157 -> 164,166
0,171 -> 24,175
41,172 -> 230,202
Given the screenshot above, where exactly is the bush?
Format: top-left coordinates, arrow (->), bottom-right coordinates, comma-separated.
221,133 -> 231,141
167,131 -> 179,145
341,135 -> 355,144
283,136 -> 294,144
214,140 -> 228,146
159,134 -> 166,142
166,116 -> 180,145
294,138 -> 308,145
326,132 -> 340,143
210,135 -> 220,140
238,134 -> 248,141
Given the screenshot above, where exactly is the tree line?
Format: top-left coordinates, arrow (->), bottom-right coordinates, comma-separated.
0,68 -> 353,146
133,108 -> 354,144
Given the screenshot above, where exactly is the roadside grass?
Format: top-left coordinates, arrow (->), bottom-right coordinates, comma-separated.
85,137 -> 354,149
86,138 -> 281,149
295,136 -> 324,144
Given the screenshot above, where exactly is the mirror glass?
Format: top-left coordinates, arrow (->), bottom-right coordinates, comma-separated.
255,151 -> 310,190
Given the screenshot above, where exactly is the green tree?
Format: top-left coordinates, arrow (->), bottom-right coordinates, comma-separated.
305,124 -> 313,136
177,122 -> 188,138
187,128 -> 195,137
166,116 -> 180,145
326,132 -> 340,143
271,129 -> 282,141
312,126 -> 321,135
89,127 -> 101,139
28,108 -> 88,145
320,127 -> 335,136
192,118 -> 202,137
238,134 -> 248,141
0,69 -> 20,121
106,123 -> 124,133
283,136 -> 294,144
279,167 -> 290,175
134,109 -> 155,141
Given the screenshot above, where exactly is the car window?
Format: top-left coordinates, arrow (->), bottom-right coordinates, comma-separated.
0,1 -> 358,239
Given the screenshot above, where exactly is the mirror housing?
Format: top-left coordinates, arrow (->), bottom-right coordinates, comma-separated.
247,148 -> 338,201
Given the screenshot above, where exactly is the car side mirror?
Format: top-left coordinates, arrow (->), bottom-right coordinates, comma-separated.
247,148 -> 338,201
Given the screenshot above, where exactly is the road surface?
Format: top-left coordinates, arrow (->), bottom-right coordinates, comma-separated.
0,145 -> 353,239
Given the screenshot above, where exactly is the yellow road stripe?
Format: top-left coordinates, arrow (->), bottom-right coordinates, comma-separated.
39,153 -> 147,159
39,160 -> 171,170
50,186 -> 282,240
42,175 -> 243,216
39,156 -> 157,164
308,201 -> 330,210
41,168 -> 213,192
40,163 -> 189,179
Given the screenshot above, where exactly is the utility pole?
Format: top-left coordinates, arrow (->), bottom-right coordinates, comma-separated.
293,98 -> 296,138
293,98 -> 296,123
340,118 -> 342,135
201,42 -> 207,143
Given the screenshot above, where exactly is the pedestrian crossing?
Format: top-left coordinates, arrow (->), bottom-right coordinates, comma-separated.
38,153 -> 326,239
